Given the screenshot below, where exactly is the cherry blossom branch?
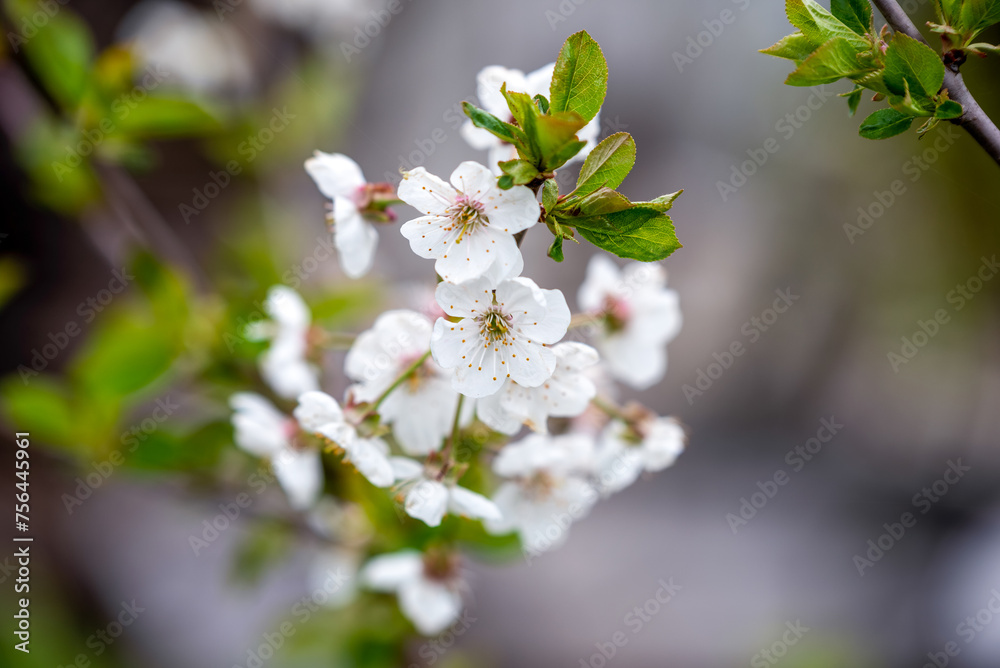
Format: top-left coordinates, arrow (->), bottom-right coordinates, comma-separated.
871,0 -> 1000,167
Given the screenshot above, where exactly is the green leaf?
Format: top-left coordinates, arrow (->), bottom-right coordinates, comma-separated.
14,3 -> 94,110
959,0 -> 1000,36
542,179 -> 559,214
534,111 -> 588,171
461,102 -> 525,147
0,376 -> 76,446
760,32 -> 822,62
549,30 -> 608,123
785,37 -> 877,86
533,93 -> 550,114
831,0 -> 873,35
935,99 -> 964,118
786,0 -> 870,48
572,187 -> 633,217
497,174 -> 514,189
498,159 -> 540,186
547,235 -> 565,262
887,80 -> 934,116
574,207 -> 682,262
114,97 -> 220,139
844,86 -> 864,115
859,108 -> 915,138
636,190 -> 683,212
883,33 -> 945,99
574,132 -> 636,198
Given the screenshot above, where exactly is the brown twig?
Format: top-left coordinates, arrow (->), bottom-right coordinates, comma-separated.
871,0 -> 1000,167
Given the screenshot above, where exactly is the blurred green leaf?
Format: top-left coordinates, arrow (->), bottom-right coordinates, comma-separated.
761,32 -> 822,62
114,97 -> 221,139
0,375 -> 75,446
9,0 -> 94,110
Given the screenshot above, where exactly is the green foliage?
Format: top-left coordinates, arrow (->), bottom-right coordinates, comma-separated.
549,30 -> 608,123
859,108 -> 915,138
462,31 -> 682,263
930,0 -> 1000,54
764,0 -> 971,140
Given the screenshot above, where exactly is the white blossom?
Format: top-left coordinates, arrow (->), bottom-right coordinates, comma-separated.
304,151 -> 379,279
390,458 -> 500,528
360,550 -> 463,635
229,393 -> 323,510
430,272 -> 571,398
592,416 -> 686,496
397,162 -> 539,283
345,310 -> 461,456
307,547 -> 359,609
460,63 -> 601,173
485,433 -> 597,554
118,0 -> 252,94
245,285 -> 320,401
578,255 -> 682,390
477,342 -> 599,434
294,391 -> 394,488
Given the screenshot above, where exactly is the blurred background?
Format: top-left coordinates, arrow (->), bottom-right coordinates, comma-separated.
1,0 -> 999,666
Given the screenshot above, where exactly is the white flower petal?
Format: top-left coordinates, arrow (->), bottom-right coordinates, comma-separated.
448,486 -> 502,522
230,393 -> 288,457
333,199 -> 378,279
449,161 -> 498,202
389,456 -> 425,481
476,65 -> 527,119
294,391 -> 345,432
308,549 -> 358,609
521,284 -> 571,344
304,151 -> 366,200
476,387 -> 523,436
398,577 -> 463,636
642,417 -> 686,471
265,285 -> 311,331
481,182 -> 539,235
343,437 -> 394,487
398,167 -> 456,216
405,479 -> 449,526
524,62 -> 555,96
578,254 -> 622,312
434,278 -> 490,319
452,342 -> 507,398
431,318 -> 479,370
272,446 -> 323,510
505,337 -> 555,388
361,550 -> 424,591
599,336 -> 666,391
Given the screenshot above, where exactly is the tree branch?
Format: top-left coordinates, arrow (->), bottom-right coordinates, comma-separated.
871,0 -> 1000,167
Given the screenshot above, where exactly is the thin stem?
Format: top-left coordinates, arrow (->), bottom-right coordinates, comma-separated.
361,349 -> 431,418
871,0 -> 1000,167
436,394 -> 466,480
592,395 -> 629,422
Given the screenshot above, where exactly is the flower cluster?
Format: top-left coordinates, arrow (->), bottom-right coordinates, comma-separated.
229,53 -> 686,636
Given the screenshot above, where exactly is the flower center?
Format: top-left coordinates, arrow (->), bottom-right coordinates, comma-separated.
600,295 -> 631,333
478,307 -> 512,343
446,194 -> 488,239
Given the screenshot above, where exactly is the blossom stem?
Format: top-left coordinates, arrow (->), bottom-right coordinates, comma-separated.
436,394 -> 466,480
568,313 -> 597,330
592,396 -> 630,422
362,349 -> 432,417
